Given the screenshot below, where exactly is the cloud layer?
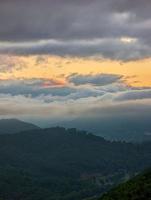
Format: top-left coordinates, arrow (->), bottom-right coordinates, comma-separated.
0,0 -> 151,60
0,74 -> 151,128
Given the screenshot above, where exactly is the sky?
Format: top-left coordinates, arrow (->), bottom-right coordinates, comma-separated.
0,0 -> 151,130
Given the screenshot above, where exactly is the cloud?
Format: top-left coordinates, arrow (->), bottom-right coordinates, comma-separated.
0,75 -> 151,130
0,75 -> 150,139
68,73 -> 123,86
1,76 -> 151,104
114,89 -> 151,101
0,55 -> 26,72
0,0 -> 150,60
0,94 -> 63,117
0,91 -> 151,133
0,74 -> 128,100
0,36 -> 150,61
0,78 -> 69,97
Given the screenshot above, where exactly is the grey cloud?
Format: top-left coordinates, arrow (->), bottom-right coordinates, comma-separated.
3,76 -> 151,103
0,0 -> 122,41
0,0 -> 150,60
0,79 -> 75,97
0,78 -> 108,101
0,94 -> 63,117
0,0 -> 149,40
114,89 -> 151,101
1,77 -> 151,104
0,89 -> 150,118
1,38 -> 149,61
0,76 -> 151,132
68,73 -> 123,86
0,78 -> 107,101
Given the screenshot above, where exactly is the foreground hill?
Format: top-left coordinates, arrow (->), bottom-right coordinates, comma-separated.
0,119 -> 39,134
98,169 -> 151,200
0,127 -> 151,199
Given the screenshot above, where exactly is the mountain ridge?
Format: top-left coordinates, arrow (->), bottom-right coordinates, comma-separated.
0,127 -> 150,199
0,118 -> 40,135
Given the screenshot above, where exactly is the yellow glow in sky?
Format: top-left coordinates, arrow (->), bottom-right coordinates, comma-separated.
0,55 -> 151,87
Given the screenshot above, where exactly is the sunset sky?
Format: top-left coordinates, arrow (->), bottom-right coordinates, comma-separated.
0,0 -> 151,128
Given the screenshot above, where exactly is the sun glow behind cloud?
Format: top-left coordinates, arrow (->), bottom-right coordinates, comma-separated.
120,37 -> 137,44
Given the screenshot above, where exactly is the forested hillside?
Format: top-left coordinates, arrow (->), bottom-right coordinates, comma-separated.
0,127 -> 150,200
98,169 -> 151,200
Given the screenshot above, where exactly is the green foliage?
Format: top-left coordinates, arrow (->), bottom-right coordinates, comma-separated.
99,169 -> 151,200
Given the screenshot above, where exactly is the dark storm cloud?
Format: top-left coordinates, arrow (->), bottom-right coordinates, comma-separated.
0,0 -> 151,60
0,0 -> 118,41
0,0 -> 150,40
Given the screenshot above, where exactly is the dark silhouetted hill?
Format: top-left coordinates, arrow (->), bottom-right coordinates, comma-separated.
0,119 -> 40,134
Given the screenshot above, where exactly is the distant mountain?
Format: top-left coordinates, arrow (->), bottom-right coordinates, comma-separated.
0,127 -> 150,200
0,119 -> 40,134
57,117 -> 151,142
98,169 -> 151,200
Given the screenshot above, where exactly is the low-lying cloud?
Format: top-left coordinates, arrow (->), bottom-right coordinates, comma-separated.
0,75 -> 151,128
